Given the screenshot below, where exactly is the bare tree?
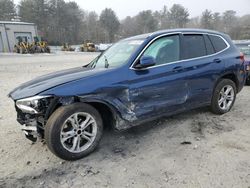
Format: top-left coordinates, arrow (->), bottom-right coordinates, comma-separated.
120,16 -> 138,37
135,10 -> 158,34
100,8 -> 120,42
19,0 -> 82,44
19,0 -> 49,37
154,5 -> 171,29
212,12 -> 222,31
169,4 -> 189,28
3,1 -> 250,44
238,14 -> 250,39
0,0 -> 16,21
187,17 -> 200,28
222,10 -> 237,32
201,9 -> 213,29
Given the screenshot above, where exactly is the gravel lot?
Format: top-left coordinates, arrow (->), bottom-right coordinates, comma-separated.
0,52 -> 249,188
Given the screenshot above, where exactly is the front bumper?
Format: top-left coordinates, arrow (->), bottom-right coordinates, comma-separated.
13,96 -> 63,142
21,124 -> 39,142
16,107 -> 45,142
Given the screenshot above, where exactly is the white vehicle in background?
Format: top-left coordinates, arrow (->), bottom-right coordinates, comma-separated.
98,43 -> 113,52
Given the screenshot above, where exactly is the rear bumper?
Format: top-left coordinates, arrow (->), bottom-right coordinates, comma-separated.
238,73 -> 247,92
237,60 -> 249,92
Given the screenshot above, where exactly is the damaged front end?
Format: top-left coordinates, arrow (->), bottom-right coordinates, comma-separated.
14,95 -> 54,142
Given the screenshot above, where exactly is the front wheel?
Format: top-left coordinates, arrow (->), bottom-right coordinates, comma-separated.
45,103 -> 103,160
210,79 -> 236,114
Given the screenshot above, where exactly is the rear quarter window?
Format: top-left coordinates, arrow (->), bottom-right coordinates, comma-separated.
208,35 -> 228,52
204,35 -> 215,55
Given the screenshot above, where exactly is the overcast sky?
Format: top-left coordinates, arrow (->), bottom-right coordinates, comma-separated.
15,0 -> 250,19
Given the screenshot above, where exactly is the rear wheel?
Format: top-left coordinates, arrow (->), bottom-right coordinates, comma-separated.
211,79 -> 236,114
45,103 -> 103,160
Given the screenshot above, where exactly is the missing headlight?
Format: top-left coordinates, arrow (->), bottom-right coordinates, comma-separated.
16,95 -> 52,114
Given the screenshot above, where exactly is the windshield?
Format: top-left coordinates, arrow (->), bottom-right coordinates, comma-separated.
89,39 -> 144,68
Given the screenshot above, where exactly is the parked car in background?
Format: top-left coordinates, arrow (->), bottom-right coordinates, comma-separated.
234,41 -> 250,85
9,29 -> 246,160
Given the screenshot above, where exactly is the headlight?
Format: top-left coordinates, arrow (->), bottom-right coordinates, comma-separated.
16,96 -> 51,114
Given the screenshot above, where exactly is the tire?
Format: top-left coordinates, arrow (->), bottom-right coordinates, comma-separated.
30,46 -> 36,54
46,47 -> 50,53
45,103 -> 103,160
210,79 -> 236,114
19,47 -> 24,54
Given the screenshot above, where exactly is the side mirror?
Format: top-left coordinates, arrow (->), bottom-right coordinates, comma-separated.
135,55 -> 156,69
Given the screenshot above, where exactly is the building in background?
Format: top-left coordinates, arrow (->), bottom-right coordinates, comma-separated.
0,21 -> 38,52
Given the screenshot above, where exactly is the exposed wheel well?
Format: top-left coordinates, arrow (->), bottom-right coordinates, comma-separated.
45,97 -> 116,131
221,74 -> 239,92
85,102 -> 116,130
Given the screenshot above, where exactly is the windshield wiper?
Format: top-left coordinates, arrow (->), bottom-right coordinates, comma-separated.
104,55 -> 109,68
87,53 -> 102,68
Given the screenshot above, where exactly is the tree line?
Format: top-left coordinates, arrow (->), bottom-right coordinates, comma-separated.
0,0 -> 249,44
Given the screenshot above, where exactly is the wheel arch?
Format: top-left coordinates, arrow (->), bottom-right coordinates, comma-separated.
79,98 -> 119,130
45,96 -> 123,130
215,72 -> 239,93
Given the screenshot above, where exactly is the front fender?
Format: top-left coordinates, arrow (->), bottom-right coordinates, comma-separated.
77,93 -> 137,122
77,96 -> 136,130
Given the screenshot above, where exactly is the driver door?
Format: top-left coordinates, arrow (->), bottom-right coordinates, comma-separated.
128,34 -> 190,119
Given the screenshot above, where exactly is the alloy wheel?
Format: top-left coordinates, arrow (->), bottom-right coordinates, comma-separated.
60,112 -> 97,153
218,85 -> 235,110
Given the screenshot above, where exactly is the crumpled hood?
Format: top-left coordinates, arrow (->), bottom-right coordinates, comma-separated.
9,66 -> 105,100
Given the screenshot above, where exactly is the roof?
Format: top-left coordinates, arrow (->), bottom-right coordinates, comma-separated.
124,28 -> 226,41
153,28 -> 224,35
0,21 -> 36,25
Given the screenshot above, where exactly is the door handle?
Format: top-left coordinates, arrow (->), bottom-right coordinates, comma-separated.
172,66 -> 183,72
213,58 -> 221,63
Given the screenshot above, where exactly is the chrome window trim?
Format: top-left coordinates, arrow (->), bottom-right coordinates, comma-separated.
130,32 -> 230,70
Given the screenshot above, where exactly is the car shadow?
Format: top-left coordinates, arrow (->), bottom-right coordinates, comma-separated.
97,106 -> 211,158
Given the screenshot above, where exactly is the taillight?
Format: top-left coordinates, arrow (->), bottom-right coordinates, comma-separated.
240,52 -> 245,62
240,52 -> 250,71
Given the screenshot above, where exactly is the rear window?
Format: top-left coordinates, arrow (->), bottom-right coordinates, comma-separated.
182,34 -> 206,59
208,35 -> 228,52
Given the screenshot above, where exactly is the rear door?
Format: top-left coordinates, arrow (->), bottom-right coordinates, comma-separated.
180,33 -> 226,107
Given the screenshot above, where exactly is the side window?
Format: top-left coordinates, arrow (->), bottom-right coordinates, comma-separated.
182,34 -> 206,59
208,35 -> 228,52
143,35 -> 180,65
204,35 -> 215,55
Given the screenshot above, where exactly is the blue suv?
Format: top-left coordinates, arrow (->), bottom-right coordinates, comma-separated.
9,29 -> 246,160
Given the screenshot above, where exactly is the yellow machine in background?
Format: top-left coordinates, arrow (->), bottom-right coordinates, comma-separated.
13,36 -> 50,54
37,41 -> 50,53
13,37 -> 30,54
13,42 -> 28,54
33,37 -> 50,53
80,41 -> 96,52
61,43 -> 75,51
